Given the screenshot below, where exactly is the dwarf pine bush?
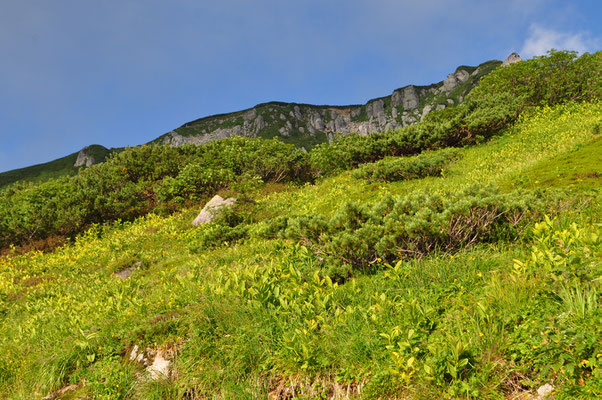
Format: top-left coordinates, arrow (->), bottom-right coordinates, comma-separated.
263,186 -> 545,278
352,148 -> 461,182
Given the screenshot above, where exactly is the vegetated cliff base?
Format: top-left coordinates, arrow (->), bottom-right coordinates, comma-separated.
157,60 -> 502,149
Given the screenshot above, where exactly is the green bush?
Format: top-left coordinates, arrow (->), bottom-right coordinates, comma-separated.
189,223 -> 249,252
352,148 -> 460,182
156,166 -> 234,201
266,186 -> 545,279
0,137 -> 311,249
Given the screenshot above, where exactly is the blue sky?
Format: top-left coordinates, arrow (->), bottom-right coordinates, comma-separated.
0,0 -> 600,172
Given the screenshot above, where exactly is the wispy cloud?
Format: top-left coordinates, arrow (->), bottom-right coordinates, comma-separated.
521,24 -> 599,57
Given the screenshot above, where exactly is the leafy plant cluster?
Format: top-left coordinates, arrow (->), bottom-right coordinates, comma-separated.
0,96 -> 600,398
0,137 -> 309,249
352,148 -> 460,182
258,186 -> 545,279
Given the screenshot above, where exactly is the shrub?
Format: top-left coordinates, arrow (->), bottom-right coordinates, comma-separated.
267,186 -> 545,278
156,165 -> 235,201
352,148 -> 461,182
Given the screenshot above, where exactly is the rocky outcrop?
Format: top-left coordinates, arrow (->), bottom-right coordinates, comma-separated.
158,58 -> 504,148
392,86 -> 419,110
443,69 -> 470,92
74,146 -> 96,167
192,195 -> 237,226
502,52 -> 522,66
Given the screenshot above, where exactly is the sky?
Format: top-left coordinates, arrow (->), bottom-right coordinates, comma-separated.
0,0 -> 600,173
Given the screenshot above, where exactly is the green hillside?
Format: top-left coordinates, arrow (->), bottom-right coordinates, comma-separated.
1,59 -> 498,190
0,145 -> 112,188
0,51 -> 600,399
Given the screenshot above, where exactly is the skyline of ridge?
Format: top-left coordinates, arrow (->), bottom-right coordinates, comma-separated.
1,0 -> 600,172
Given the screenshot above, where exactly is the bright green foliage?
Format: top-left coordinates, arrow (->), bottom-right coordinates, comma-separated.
0,137 -> 309,248
267,186 -> 544,278
157,166 -> 235,202
352,148 -> 460,182
469,50 -> 602,107
0,98 -> 600,399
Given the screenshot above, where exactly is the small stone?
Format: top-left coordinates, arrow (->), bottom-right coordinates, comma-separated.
113,266 -> 136,280
147,351 -> 171,380
129,345 -> 140,361
536,383 -> 554,399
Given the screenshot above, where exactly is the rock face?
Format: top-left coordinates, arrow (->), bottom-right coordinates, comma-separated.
502,52 -> 522,66
192,195 -> 237,226
157,58 -> 504,149
74,146 -> 96,167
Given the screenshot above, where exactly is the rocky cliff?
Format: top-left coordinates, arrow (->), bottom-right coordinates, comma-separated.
156,59 -> 503,149
74,146 -> 97,167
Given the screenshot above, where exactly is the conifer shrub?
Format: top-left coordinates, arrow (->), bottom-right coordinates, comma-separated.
352,148 -> 460,182
0,137 -> 310,249
188,223 -> 249,252
263,186 -> 546,279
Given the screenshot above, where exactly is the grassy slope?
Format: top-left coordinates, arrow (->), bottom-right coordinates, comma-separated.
0,145 -> 112,189
0,102 -> 600,399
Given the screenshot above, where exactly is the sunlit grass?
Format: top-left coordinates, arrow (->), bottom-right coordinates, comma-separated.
0,102 -> 601,399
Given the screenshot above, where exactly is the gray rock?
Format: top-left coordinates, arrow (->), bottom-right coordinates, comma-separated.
243,109 -> 257,121
366,99 -> 385,118
147,351 -> 171,380
443,70 -> 470,92
536,383 -> 554,399
502,52 -> 522,66
192,195 -> 237,226
420,104 -> 433,121
253,115 -> 266,134
334,114 -> 348,133
113,266 -> 136,280
74,146 -> 96,167
392,86 -> 419,110
311,112 -> 325,131
455,69 -> 470,83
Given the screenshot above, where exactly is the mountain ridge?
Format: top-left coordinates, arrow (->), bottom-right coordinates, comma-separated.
0,56 -> 514,187
155,59 -> 502,149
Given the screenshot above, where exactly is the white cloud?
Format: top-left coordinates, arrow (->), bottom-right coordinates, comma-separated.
521,24 -> 598,57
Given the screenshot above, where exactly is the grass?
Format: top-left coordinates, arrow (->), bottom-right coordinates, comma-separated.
0,102 -> 601,399
503,136 -> 601,190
